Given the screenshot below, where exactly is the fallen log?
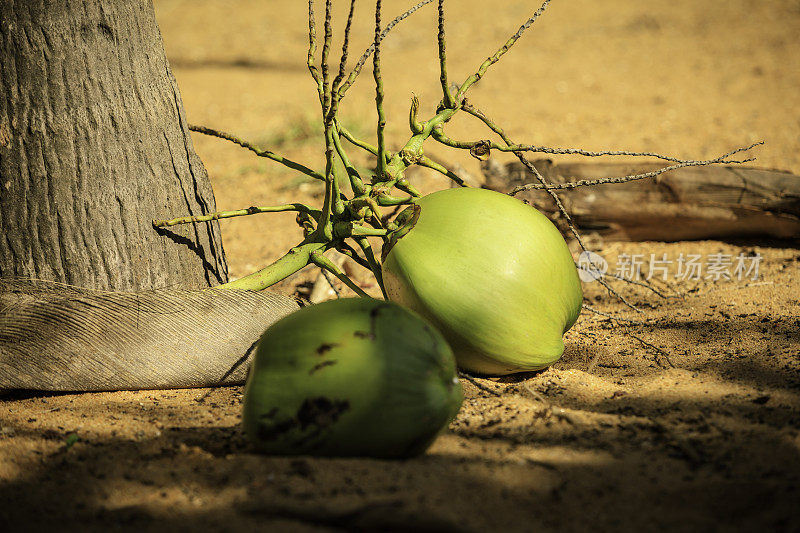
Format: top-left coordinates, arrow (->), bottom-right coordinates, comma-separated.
482,159 -> 800,241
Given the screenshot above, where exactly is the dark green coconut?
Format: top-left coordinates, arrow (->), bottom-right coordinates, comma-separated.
242,298 -> 462,458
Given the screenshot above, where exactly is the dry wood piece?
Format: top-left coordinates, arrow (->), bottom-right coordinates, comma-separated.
482,159 -> 800,241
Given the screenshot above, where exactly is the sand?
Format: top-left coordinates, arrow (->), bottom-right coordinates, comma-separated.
2,1 -> 799,530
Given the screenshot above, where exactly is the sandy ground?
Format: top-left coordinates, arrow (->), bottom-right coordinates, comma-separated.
2,0 -> 800,530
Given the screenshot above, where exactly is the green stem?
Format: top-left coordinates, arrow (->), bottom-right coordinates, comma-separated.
416,155 -> 467,186
435,126 -> 703,161
335,242 -> 373,271
345,105 -> 460,189
437,0 -> 456,108
316,1 -> 341,228
464,103 -> 731,164
221,240 -> 326,291
395,179 -> 421,198
380,106 -> 459,187
337,0 -> 436,100
325,0 -> 356,126
311,250 -> 371,298
321,0 -> 333,116
462,103 -> 506,138
338,123 -> 387,160
355,237 -> 388,299
331,0 -> 357,93
334,222 -> 388,238
330,144 -> 346,216
315,127 -> 342,240
409,95 -> 425,134
306,0 -> 326,104
454,0 -> 551,101
430,128 -> 480,150
352,225 -> 388,237
376,194 -> 415,206
296,211 -> 317,237
373,0 -> 388,181
189,125 -> 324,182
332,123 -> 366,195
153,204 -> 319,228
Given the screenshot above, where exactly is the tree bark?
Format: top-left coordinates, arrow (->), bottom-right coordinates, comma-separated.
0,0 -> 227,290
0,1 -> 304,392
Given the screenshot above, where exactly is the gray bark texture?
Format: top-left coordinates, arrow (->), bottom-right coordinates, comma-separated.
0,1 -> 301,391
0,0 -> 227,289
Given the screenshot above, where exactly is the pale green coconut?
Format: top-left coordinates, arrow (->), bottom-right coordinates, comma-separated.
242,298 -> 462,458
382,187 -> 583,375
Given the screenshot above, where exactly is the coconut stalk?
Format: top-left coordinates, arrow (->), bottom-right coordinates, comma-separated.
158,0 -> 760,317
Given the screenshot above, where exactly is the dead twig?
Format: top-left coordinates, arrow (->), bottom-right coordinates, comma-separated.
627,332 -> 676,369
458,371 -> 503,397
